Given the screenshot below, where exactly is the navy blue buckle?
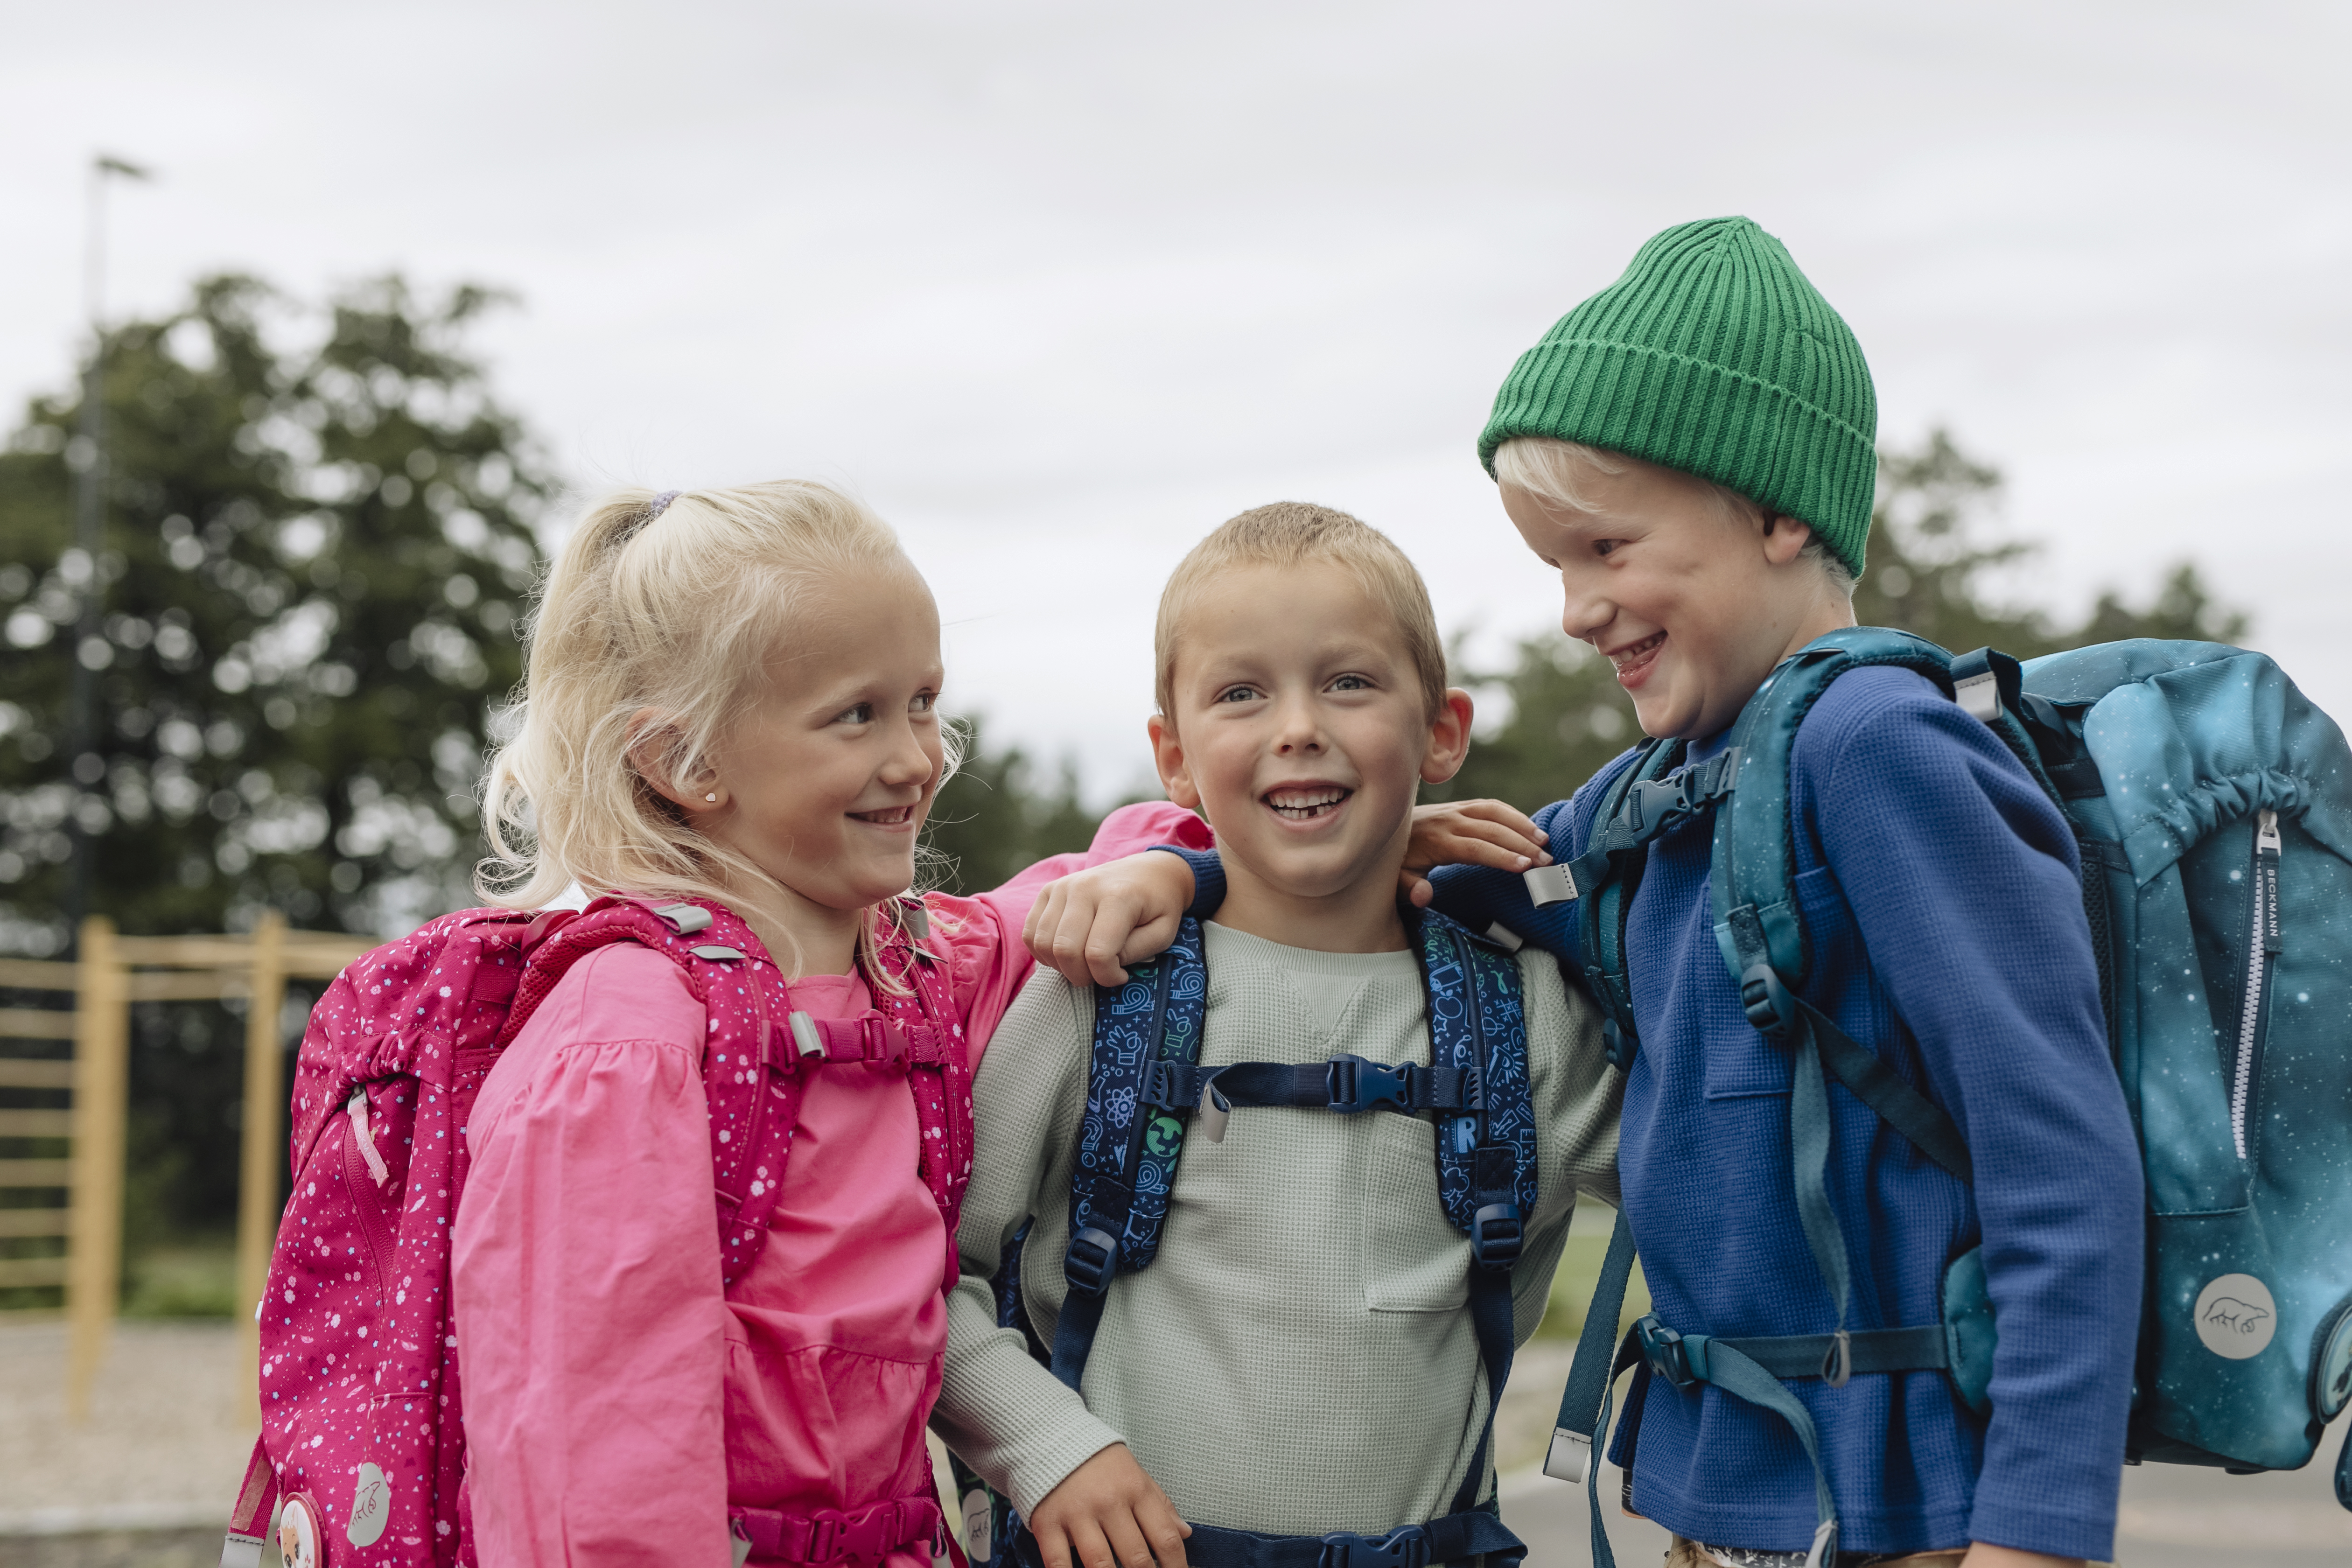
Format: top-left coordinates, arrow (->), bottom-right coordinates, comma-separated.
1622,748 -> 1739,838
1326,1056 -> 1411,1113
1600,1014 -> 1636,1069
1623,774 -> 1686,834
1471,1201 -> 1523,1268
1635,1314 -> 1695,1389
1316,1526 -> 1428,1568
1738,962 -> 1796,1039
1063,1227 -> 1119,1296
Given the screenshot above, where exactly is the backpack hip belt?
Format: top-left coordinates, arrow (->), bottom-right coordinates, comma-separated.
1175,1505 -> 1526,1568
730,1493 -> 948,1566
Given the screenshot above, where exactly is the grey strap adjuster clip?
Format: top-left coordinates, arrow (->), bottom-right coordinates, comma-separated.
1543,1426 -> 1591,1483
1953,671 -> 2001,722
789,1010 -> 826,1060
1523,863 -> 1580,907
1197,1071 -> 1232,1143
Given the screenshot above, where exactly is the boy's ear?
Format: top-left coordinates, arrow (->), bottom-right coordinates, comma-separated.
1148,713 -> 1204,812
1761,511 -> 1814,567
1419,688 -> 1476,786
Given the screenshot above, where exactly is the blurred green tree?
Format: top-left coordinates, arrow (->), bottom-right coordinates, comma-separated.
0,275 -> 552,1280
1433,428 -> 2247,815
0,273 -> 552,952
924,715 -> 1109,895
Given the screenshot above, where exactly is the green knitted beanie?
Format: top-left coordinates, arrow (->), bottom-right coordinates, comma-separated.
1478,216 -> 1877,578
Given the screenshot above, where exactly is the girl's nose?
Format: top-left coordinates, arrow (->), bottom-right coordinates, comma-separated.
879,723 -> 935,786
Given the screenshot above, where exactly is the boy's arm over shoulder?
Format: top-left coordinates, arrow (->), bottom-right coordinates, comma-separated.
933,966 -> 1130,1517
1426,745 -> 1650,970
1799,667 -> 2142,1561
928,800 -> 1207,1049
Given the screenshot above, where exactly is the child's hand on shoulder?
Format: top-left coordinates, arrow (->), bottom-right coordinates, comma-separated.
1400,799 -> 1550,906
1027,1442 -> 1190,1568
1024,852 -> 1198,988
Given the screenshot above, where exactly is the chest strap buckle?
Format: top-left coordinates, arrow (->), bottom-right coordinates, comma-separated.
1317,1526 -> 1430,1568
1325,1056 -> 1411,1113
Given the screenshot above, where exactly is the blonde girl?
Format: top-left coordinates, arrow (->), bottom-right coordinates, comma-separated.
450,483 -> 1200,1568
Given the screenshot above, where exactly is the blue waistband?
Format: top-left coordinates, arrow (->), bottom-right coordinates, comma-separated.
1176,1508 -> 1525,1568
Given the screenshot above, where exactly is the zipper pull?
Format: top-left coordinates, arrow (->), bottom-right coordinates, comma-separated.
2258,810 -> 2283,955
347,1088 -> 390,1187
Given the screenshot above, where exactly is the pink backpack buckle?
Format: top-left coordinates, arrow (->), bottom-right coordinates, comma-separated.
734,1495 -> 945,1565
788,1011 -> 946,1069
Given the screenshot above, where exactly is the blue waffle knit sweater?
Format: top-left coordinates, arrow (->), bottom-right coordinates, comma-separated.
1424,666 -> 2142,1560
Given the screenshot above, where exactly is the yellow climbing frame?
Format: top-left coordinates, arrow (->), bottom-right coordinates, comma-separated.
0,913 -> 370,1419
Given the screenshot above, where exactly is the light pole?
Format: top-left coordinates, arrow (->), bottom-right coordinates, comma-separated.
63,154 -> 150,955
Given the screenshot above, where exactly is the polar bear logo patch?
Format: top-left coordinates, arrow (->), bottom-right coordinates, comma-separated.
2192,1273 -> 2277,1359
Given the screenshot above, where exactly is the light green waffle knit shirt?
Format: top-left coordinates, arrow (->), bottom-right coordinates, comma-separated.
934,922 -> 1623,1538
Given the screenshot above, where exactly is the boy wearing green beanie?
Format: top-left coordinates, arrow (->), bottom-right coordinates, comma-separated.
1418,218 -> 2142,1566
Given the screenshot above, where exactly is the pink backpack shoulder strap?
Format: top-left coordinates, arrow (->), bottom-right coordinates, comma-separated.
504,894 -> 800,1288
707,893 -> 974,1293
871,896 -> 974,1290
510,892 -> 973,1295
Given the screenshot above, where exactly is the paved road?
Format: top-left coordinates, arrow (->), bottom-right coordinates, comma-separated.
1498,1421 -> 2352,1567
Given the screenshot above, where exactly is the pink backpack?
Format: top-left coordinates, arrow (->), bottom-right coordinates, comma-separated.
222,893 -> 971,1568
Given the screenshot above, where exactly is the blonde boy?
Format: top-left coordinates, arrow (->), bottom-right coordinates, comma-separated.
933,504 -> 1621,1568
1428,218 -> 2139,1568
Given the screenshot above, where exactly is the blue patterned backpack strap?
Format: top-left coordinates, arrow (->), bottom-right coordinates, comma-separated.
1413,906 -> 1539,1516
1048,915 -> 1209,1391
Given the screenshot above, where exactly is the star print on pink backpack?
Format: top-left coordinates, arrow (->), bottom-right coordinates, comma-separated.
222,891 -> 970,1568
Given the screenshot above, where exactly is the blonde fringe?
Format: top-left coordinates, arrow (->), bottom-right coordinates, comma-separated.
477,481 -> 960,984
1155,502 -> 1448,722
1492,437 -> 1855,594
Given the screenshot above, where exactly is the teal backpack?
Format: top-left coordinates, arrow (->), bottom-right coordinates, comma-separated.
1537,630 -> 2352,1567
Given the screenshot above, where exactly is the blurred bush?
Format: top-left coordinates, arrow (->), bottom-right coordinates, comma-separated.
924,714 -> 1131,895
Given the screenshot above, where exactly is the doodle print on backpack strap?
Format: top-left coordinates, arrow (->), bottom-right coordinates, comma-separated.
1071,917 -> 1205,1266
1418,911 -> 1539,1232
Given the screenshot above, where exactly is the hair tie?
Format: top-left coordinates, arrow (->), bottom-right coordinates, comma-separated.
612,490 -> 683,551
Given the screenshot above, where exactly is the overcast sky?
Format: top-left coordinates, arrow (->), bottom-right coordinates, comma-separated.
4,1 -> 2345,799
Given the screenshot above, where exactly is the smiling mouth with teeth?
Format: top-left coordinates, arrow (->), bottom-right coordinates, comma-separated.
1264,785 -> 1351,821
851,805 -> 917,826
1609,630 -> 1666,676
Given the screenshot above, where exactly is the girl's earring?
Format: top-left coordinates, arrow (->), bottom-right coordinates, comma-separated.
704,791 -> 719,803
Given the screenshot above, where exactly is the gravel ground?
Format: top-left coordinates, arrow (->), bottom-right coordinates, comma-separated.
0,1320 -> 252,1539
0,1530 -> 221,1568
